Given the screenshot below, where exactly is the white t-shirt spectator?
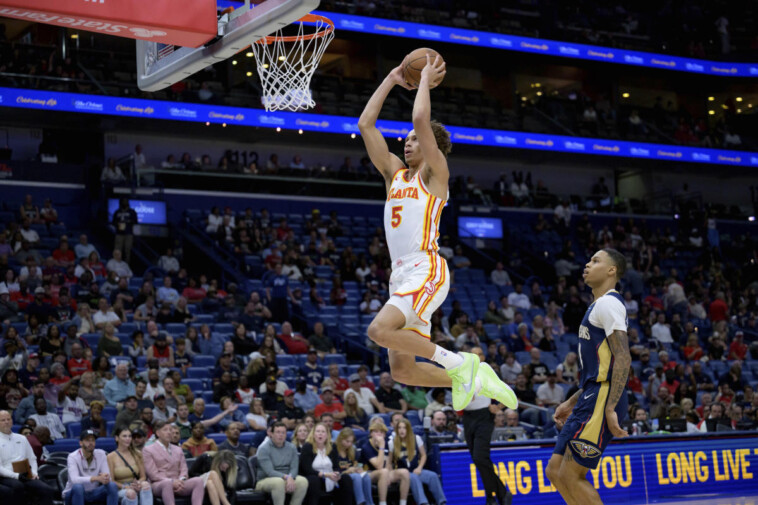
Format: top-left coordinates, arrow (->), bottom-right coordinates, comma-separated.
536,383 -> 565,407
20,228 -> 40,244
92,309 -> 121,327
106,258 -> 133,278
500,361 -> 522,384
206,213 -> 223,233
61,395 -> 88,424
507,292 -> 531,310
651,322 -> 674,344
624,299 -> 639,318
554,204 -> 571,226
360,298 -> 382,314
30,412 -> 66,439
158,255 -> 180,273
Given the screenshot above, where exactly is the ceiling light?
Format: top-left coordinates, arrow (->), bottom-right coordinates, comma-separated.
262,63 -> 269,69
278,56 -> 286,61
350,133 -> 356,139
232,60 -> 237,65
708,110 -> 715,115
71,34 -> 78,39
276,127 -> 281,132
736,97 -> 743,102
536,91 -> 542,96
622,92 -> 630,98
246,52 -> 254,57
708,96 -> 715,101
246,71 -> 252,77
222,123 -> 227,127
298,129 -> 303,134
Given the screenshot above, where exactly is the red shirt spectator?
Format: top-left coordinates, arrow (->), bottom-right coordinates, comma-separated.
628,374 -> 643,394
181,279 -> 206,303
52,246 -> 75,266
67,357 -> 92,377
278,323 -> 309,354
661,378 -> 680,395
313,387 -> 344,429
728,333 -> 747,360
709,296 -> 729,322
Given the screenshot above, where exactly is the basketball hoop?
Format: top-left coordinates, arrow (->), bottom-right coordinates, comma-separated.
250,14 -> 334,112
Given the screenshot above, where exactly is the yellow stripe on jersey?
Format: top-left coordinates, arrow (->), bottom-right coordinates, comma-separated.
403,327 -> 431,339
411,252 -> 437,310
579,382 -> 610,445
597,338 -> 612,382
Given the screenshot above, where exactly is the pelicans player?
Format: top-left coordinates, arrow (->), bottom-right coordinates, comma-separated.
358,55 -> 516,410
546,248 -> 631,505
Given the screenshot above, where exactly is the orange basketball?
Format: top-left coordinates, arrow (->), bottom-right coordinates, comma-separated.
403,48 -> 445,89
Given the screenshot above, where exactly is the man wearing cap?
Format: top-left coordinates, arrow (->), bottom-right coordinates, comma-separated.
103,363 -> 136,406
130,428 -> 147,451
298,350 -> 324,390
313,386 -> 345,430
212,351 -> 242,387
62,429 -> 119,505
152,394 -> 177,423
261,377 -> 285,414
114,396 -> 140,433
277,390 -> 305,429
325,364 -> 348,398
293,379 -> 320,414
0,409 -> 56,504
345,373 -> 383,416
147,333 -> 175,368
536,371 -> 565,409
14,380 -> 56,423
144,420 -> 205,505
17,353 -> 40,389
59,379 -> 88,424
26,286 -> 55,324
0,284 -> 21,323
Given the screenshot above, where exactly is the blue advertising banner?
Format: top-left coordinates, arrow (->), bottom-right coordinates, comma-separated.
107,198 -> 167,225
1,87 -> 756,168
439,434 -> 758,504
217,1 -> 758,78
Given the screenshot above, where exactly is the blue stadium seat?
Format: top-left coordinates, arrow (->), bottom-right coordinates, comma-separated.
52,438 -> 81,453
321,354 -> 346,366
202,391 -> 215,403
67,422 -> 82,438
208,433 -> 226,444
515,351 -> 531,365
193,355 -> 216,368
102,406 -> 117,422
195,314 -> 215,324
82,333 -> 101,349
187,368 -> 211,379
165,323 -> 187,334
276,355 -> 296,367
183,379 -> 204,393
214,323 -> 234,334
204,403 -> 222,418
120,323 -> 138,335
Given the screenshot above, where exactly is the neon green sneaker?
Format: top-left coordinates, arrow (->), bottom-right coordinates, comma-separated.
447,352 -> 480,410
476,362 -> 518,409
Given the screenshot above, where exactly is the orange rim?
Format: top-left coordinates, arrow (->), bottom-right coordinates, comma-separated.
254,14 -> 334,45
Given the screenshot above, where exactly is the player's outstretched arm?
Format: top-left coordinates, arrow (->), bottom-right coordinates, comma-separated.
412,55 -> 448,179
358,64 -> 412,181
553,387 -> 582,427
605,329 -> 631,437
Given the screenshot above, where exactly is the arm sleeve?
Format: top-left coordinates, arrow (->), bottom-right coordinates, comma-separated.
589,296 -> 627,336
257,446 -> 283,479
298,444 -> 316,477
180,453 -> 189,479
288,446 -> 299,478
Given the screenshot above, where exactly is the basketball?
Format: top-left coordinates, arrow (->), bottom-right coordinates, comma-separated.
403,47 -> 445,89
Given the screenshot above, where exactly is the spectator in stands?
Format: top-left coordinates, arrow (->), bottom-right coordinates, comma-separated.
19,219 -> 40,247
59,378 -> 88,424
29,396 -> 64,439
293,379 -> 320,414
651,313 -> 673,345
217,421 -> 253,457
114,395 -> 140,433
152,393 -> 177,423
507,284 -> 531,310
451,245 -> 472,270
255,421 -> 308,505
106,249 -> 133,281
144,420 -> 205,504
92,297 -> 122,330
361,421 -> 410,505
728,331 -> 748,361
104,363 -> 136,406
709,292 -> 729,322
80,400 -> 107,438
77,372 -> 104,407
0,409 -> 56,501
53,236 -> 76,268
698,403 -> 725,432
260,376 -> 285,413
157,249 -> 180,275
299,350 -> 324,390
213,351 -> 242,388
278,322 -> 308,354
156,277 -> 179,305
75,234 -> 98,261
97,323 -> 123,359
62,428 -> 119,505
308,322 -> 335,357
134,296 -> 158,323
375,373 -> 407,415
490,262 -> 512,286
102,158 -> 126,184
181,421 -> 217,457
299,422 -> 354,505
536,371 -> 565,410
555,352 -> 578,386
513,374 -> 539,425
390,418 -> 446,505
314,386 -> 345,430
106,426 -> 153,505
553,199 -> 572,232
426,410 -> 459,444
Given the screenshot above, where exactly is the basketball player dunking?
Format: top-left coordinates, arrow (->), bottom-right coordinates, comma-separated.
358,54 -> 516,411
546,248 -> 631,505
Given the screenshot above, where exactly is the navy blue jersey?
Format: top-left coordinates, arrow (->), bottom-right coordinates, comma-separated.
577,290 -> 627,388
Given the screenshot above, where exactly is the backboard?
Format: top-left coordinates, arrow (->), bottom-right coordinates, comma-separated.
136,0 -> 320,92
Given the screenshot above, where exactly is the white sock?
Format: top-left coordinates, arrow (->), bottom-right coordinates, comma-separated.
432,345 -> 464,369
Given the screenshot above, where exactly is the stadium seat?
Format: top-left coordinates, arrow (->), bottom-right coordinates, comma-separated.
276,355 -> 296,367
182,379 -> 204,393
66,422 -> 82,438
165,323 -> 187,334
102,406 -> 117,421
187,367 -> 211,379
321,354 -> 346,366
193,355 -> 216,368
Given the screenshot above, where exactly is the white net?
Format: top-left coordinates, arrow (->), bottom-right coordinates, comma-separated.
250,15 -> 334,112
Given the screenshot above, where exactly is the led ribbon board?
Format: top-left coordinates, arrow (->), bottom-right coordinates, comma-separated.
1,87 -> 755,167
215,1 -> 758,77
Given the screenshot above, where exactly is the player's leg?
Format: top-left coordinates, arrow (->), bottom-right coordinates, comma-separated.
388,349 -> 451,387
559,449 -> 602,505
367,304 -> 438,360
546,453 -> 577,505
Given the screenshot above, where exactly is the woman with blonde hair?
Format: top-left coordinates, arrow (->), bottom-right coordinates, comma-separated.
359,421 -> 409,505
343,392 -> 368,431
291,422 -> 310,453
189,450 -> 238,505
389,418 -> 446,505
107,426 -> 154,505
334,428 -> 374,505
299,422 -> 353,505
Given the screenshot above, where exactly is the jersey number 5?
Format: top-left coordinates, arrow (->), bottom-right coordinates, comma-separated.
391,206 -> 403,228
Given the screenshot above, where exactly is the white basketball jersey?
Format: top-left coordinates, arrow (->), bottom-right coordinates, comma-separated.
383,168 -> 445,261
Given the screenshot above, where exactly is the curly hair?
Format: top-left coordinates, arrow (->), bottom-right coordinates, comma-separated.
430,120 -> 452,158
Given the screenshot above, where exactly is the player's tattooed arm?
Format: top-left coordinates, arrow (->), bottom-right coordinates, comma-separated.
606,329 -> 631,412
